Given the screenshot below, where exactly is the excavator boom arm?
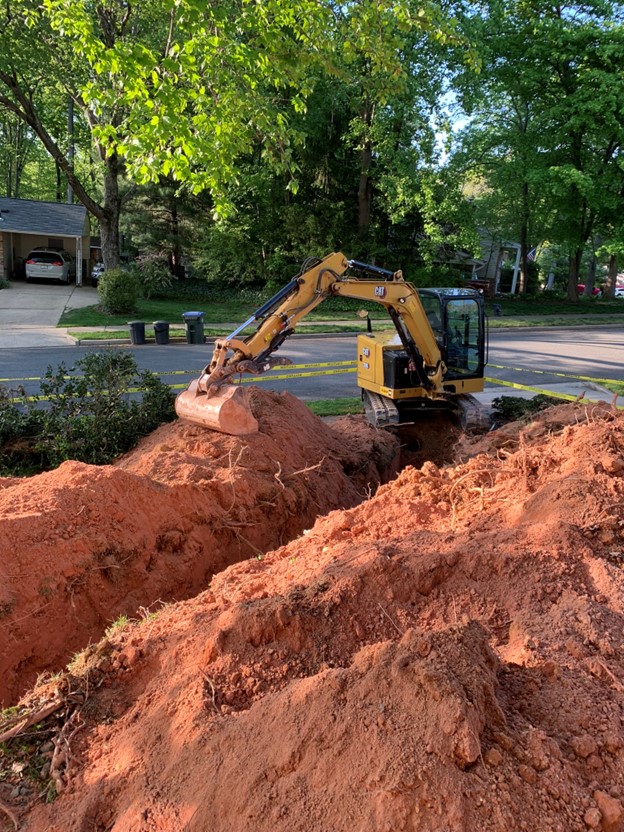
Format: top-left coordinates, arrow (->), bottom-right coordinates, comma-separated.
202,252 -> 444,389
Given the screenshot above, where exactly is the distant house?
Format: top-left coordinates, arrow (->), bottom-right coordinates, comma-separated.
470,235 -> 524,295
0,196 -> 90,285
433,231 -> 524,297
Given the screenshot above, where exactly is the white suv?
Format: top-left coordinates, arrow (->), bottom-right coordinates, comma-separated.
25,248 -> 76,284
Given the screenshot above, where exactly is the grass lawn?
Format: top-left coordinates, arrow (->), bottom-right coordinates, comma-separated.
306,398 -> 363,417
59,292 -> 624,332
485,296 -> 624,316
60,298 -> 260,327
604,381 -> 624,397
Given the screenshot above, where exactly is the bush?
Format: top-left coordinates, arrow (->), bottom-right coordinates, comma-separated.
149,276 -> 269,305
0,387 -> 47,475
0,351 -> 176,475
491,394 -> 561,428
97,268 -> 141,314
135,254 -> 173,299
192,227 -> 267,289
498,261 -> 540,294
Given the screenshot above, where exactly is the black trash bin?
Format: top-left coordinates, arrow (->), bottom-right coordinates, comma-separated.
153,320 -> 170,345
182,311 -> 205,345
128,320 -> 146,345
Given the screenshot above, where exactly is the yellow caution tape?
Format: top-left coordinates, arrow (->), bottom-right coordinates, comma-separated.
484,376 -> 580,401
1,361 -> 359,384
0,376 -> 47,383
8,361 -> 621,409
279,361 -> 357,370
8,365 -> 358,399
484,376 -> 623,408
168,367 -> 358,391
238,368 -> 357,382
164,360 -> 359,377
488,363 -> 624,387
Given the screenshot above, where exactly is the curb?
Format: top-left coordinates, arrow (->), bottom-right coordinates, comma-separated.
73,331 -> 361,347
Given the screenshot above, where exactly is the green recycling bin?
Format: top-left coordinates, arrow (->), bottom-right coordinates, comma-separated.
182,311 -> 205,344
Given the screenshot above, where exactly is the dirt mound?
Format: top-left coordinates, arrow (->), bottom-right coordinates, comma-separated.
3,399 -> 624,832
0,388 -> 398,706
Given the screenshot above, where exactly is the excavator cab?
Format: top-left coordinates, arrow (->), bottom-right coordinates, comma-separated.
355,288 -> 486,428
421,289 -> 485,380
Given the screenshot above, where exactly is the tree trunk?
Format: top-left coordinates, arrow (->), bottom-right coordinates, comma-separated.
518,182 -> 529,294
12,121 -> 27,198
566,250 -> 582,301
584,245 -> 597,297
358,141 -> 373,237
169,199 -> 184,278
603,253 -> 618,299
100,154 -> 122,270
7,154 -> 13,197
67,96 -> 74,204
55,162 -> 62,202
357,99 -> 374,240
99,214 -> 121,270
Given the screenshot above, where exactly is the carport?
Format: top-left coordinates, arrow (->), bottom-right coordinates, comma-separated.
0,197 -> 90,286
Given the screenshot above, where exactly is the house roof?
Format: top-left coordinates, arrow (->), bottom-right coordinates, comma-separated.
0,196 -> 89,237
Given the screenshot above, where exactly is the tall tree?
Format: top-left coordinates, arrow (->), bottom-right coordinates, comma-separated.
0,112 -> 35,197
332,0 -> 471,249
454,0 -> 624,299
0,0 -> 332,267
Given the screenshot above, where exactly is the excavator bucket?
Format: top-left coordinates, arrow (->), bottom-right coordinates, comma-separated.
174,381 -> 259,435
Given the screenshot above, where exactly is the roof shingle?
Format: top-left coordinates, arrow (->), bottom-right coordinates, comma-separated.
0,196 -> 88,237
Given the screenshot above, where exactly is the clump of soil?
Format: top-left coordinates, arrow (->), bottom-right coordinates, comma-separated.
3,396 -> 624,832
0,389 -> 398,707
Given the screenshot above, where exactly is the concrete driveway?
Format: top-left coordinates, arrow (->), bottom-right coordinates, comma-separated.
0,279 -> 99,348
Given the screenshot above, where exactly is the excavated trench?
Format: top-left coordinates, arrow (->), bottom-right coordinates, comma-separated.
4,391 -> 624,832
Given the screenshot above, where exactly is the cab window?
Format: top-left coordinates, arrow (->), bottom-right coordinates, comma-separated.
420,295 -> 443,341
445,299 -> 481,374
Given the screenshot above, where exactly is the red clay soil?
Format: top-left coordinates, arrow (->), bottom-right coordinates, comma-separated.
3,396 -> 624,832
0,389 -> 398,707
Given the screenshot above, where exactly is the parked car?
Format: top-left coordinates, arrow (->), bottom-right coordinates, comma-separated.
90,257 -> 133,287
615,285 -> 624,298
90,262 -> 105,287
577,283 -> 601,297
25,248 -> 76,284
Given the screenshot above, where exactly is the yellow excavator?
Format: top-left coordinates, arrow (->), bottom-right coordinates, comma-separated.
174,252 -> 488,435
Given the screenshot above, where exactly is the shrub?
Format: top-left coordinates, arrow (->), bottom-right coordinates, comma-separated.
135,254 -> 173,299
97,268 -> 141,314
491,394 -> 561,428
0,387 -> 47,475
0,351 -> 176,474
192,227 -> 265,289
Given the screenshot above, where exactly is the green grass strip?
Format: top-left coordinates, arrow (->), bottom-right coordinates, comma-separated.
306,398 -> 363,417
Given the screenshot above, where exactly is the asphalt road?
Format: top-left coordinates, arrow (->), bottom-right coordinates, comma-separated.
1,326 -> 622,402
